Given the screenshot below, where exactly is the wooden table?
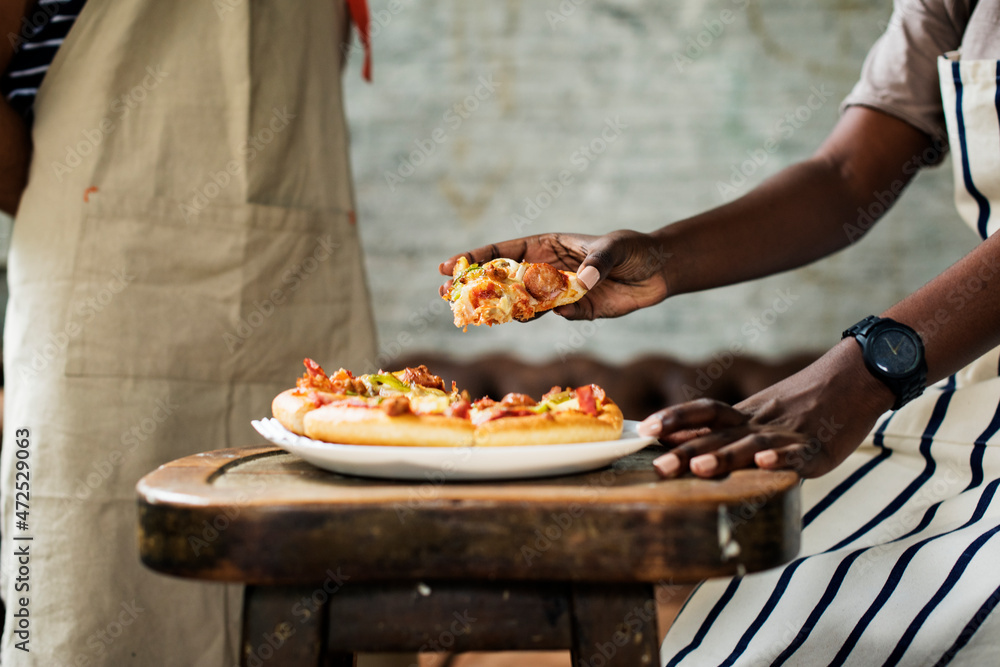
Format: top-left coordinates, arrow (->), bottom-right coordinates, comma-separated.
137,445 -> 800,666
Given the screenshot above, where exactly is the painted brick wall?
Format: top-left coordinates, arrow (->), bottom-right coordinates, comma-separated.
342,0 -> 977,370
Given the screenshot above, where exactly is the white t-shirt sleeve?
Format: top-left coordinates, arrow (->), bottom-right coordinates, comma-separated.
841,0 -> 970,152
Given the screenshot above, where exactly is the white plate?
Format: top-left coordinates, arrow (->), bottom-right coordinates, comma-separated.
251,418 -> 656,481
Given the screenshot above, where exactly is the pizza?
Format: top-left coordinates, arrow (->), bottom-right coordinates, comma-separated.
445,257 -> 589,331
271,358 -> 623,447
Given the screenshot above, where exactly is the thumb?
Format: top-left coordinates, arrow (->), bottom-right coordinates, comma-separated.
575,235 -> 628,290
576,265 -> 600,290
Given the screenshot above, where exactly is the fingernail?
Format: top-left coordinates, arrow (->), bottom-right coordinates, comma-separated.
691,455 -> 717,475
653,453 -> 679,477
578,265 -> 600,290
755,450 -> 778,467
637,417 -> 662,438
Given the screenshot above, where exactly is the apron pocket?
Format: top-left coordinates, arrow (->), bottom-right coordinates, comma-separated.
65,195 -> 358,384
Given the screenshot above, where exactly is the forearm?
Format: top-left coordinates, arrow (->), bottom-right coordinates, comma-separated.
656,156 -> 860,295
784,234 -> 1000,434
655,107 -> 935,297
644,235 -> 1000,479
882,233 -> 1000,384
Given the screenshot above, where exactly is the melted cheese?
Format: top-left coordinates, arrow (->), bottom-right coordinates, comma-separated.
512,260 -> 528,282
490,293 -> 514,321
549,397 -> 580,412
407,393 -> 453,415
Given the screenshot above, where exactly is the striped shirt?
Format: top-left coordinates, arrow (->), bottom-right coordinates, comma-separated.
1,0 -> 87,125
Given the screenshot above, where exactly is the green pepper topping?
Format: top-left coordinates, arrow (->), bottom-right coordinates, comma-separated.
545,391 -> 573,405
449,263 -> 482,301
364,373 -> 409,393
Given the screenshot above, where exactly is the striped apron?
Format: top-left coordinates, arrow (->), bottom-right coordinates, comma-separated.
660,53 -> 1000,666
0,1 -> 376,665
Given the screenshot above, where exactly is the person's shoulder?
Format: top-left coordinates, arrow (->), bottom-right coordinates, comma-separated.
878,0 -> 969,53
898,0 -> 976,32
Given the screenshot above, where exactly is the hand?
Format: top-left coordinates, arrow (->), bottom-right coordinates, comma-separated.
438,230 -> 673,319
639,339 -> 896,479
0,97 -> 29,215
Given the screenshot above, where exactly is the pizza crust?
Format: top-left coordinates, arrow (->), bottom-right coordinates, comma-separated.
304,405 -> 475,447
272,388 -> 317,436
474,401 -> 624,447
280,395 -> 623,448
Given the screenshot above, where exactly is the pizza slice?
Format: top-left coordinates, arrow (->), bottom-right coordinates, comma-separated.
271,359 -> 623,447
271,359 -> 470,443
444,257 -> 588,331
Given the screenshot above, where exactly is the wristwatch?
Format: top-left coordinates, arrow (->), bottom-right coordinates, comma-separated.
842,315 -> 927,410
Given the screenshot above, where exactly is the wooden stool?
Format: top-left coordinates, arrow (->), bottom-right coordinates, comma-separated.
137,445 -> 799,666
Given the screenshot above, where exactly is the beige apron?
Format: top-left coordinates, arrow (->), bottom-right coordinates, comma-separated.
0,1 -> 376,664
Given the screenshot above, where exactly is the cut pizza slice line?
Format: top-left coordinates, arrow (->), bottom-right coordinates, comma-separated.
445,257 -> 589,331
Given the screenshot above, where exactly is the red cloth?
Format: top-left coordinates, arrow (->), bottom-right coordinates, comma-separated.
345,0 -> 372,81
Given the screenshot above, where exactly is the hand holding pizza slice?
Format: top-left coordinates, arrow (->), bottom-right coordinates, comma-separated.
439,231 -> 672,322
444,257 -> 590,331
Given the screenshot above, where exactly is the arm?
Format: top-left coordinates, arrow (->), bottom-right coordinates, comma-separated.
645,224 -> 1000,480
636,111 -> 1000,479
443,106 -> 989,478
658,106 -> 935,295
0,0 -> 36,216
644,195 -> 1000,479
440,107 -> 935,318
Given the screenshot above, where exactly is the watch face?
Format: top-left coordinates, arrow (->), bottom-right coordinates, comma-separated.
871,327 -> 921,377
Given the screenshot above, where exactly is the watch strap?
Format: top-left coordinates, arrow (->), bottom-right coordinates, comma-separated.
842,316 -> 927,411
841,314 -> 881,341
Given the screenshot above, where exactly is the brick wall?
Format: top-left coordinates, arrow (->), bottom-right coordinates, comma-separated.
343,0 -> 977,370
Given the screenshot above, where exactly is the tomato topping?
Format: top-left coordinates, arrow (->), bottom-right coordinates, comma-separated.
469,281 -> 502,308
299,358 -> 336,393
298,359 -> 367,394
306,390 -> 334,408
473,396 -> 497,409
304,358 -> 327,381
446,400 -> 471,419
575,385 -> 598,416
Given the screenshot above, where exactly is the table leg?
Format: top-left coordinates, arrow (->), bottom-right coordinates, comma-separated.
569,583 -> 659,666
241,585 -> 356,667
